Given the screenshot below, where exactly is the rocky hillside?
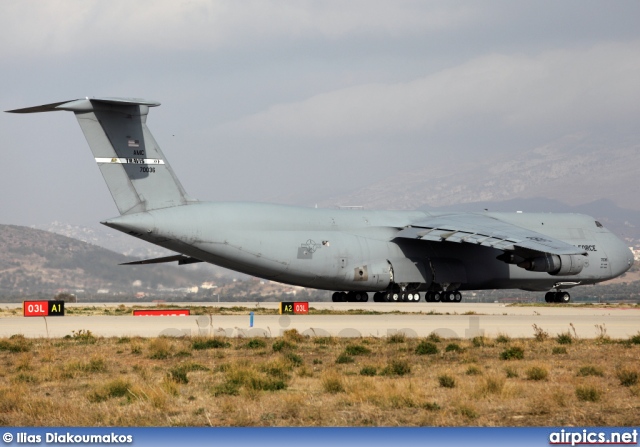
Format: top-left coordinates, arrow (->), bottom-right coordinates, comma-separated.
0,224 -> 210,299
318,138 -> 640,213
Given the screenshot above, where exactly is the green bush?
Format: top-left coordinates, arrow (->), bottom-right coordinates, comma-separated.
466,365 -> 482,376
344,344 -> 371,356
382,359 -> 411,376
272,340 -> 296,352
445,343 -> 462,353
245,339 -> 267,349
556,332 -> 573,345
496,334 -> 510,344
192,338 -> 230,350
415,341 -> 439,355
500,346 -> 524,360
335,353 -> 354,364
616,369 -> 638,387
438,374 -> 456,388
526,366 -> 548,381
359,366 -> 377,376
576,386 -> 602,402
285,352 -> 303,367
387,333 -> 406,344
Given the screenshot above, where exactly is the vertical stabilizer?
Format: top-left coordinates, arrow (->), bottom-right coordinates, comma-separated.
7,97 -> 194,215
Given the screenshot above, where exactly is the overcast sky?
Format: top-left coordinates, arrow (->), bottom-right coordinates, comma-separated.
2,1 -> 640,227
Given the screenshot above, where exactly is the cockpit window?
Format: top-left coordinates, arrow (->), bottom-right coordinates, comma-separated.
595,221 -> 603,228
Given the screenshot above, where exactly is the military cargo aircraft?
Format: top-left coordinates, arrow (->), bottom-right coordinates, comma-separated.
7,98 -> 634,303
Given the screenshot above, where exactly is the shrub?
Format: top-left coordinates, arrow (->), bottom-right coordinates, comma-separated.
285,352 -> 303,367
336,353 -> 354,364
532,324 -> 549,342
245,339 -> 267,349
149,338 -> 172,359
427,332 -> 442,343
500,346 -> 524,360
577,366 -> 604,377
445,343 -> 462,353
466,365 -> 482,376
360,366 -> 377,376
0,337 -> 32,353
213,382 -> 240,397
629,332 -> 640,345
192,338 -> 230,350
616,369 -> 638,387
272,340 -> 296,352
88,378 -> 130,402
472,337 -> 486,348
576,385 -> 602,402
415,341 -> 439,355
496,334 -> 510,344
344,344 -> 371,356
483,377 -> 505,395
387,333 -> 406,344
382,359 -> 411,376
552,347 -> 568,355
504,367 -> 519,378
322,372 -> 345,393
71,329 -> 97,345
556,332 -> 573,345
438,374 -> 456,388
423,402 -> 441,411
526,366 -> 548,381
283,329 -> 305,343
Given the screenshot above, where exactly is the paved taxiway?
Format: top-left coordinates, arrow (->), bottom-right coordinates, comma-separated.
1,302 -> 638,339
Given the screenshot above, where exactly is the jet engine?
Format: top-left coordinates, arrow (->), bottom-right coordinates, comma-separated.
517,254 -> 584,276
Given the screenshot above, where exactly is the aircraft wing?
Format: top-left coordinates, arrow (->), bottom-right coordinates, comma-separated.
120,254 -> 203,265
396,214 -> 587,257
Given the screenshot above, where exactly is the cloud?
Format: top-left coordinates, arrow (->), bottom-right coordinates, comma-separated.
215,41 -> 640,140
0,0 -> 478,57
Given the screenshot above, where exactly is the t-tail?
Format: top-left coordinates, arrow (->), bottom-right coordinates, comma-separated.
7,97 -> 194,215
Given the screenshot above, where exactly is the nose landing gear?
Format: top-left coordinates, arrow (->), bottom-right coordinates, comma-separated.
544,291 -> 571,303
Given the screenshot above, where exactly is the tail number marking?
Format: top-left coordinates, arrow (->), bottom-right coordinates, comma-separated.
95,157 -> 165,165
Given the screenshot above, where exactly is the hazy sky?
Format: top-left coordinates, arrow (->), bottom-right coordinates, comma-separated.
2,1 -> 640,226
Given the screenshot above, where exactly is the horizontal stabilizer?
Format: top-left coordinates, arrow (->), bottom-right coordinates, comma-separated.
120,254 -> 203,266
6,97 -> 161,114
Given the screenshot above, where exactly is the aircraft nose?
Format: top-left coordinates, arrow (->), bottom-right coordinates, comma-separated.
609,238 -> 634,278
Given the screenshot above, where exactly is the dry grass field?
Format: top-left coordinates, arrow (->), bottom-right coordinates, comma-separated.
0,329 -> 639,427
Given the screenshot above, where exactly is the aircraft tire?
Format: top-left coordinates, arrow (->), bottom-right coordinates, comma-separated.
544,292 -> 553,303
454,291 -> 462,302
433,292 -> 441,302
559,292 -> 570,303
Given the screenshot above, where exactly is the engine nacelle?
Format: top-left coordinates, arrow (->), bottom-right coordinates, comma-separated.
517,254 -> 584,276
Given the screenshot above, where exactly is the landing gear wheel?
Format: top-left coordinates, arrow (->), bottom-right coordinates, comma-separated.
544,292 -> 554,303
558,292 -> 570,303
373,292 -> 383,302
454,291 -> 462,302
332,292 -> 346,302
433,292 -> 441,302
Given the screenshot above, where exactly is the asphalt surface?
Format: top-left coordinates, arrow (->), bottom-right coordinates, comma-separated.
1,302 -> 638,339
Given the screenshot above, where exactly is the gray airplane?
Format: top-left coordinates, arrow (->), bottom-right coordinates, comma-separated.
7,97 -> 634,303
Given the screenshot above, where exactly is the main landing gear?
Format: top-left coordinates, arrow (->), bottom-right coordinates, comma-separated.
331,291 -> 369,302
331,290 -> 463,303
372,291 -> 420,302
424,291 -> 462,302
544,291 -> 571,303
